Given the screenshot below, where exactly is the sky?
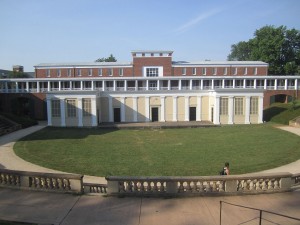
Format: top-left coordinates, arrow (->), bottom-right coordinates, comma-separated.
0,0 -> 300,72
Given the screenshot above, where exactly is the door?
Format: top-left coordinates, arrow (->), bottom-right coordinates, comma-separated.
189,107 -> 196,121
151,107 -> 159,122
114,108 -> 121,122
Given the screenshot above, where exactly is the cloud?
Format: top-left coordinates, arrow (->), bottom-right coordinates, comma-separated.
173,8 -> 223,35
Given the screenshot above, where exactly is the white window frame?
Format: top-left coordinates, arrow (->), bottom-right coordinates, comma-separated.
57,69 -> 61,77
213,68 -> 217,75
182,67 -> 186,75
77,69 -> 81,76
67,69 -> 72,77
88,68 -> 93,76
108,68 -> 113,76
223,68 -> 227,75
46,69 -> 51,77
202,68 -> 206,75
243,68 -> 247,75
143,67 -> 163,77
192,68 -> 197,75
119,68 -> 123,76
98,68 -> 102,76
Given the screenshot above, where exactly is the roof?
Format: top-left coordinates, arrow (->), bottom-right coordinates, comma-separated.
172,61 -> 268,66
35,62 -> 132,68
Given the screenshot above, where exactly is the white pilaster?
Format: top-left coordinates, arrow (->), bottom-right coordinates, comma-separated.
77,98 -> 83,127
133,97 -> 138,122
91,97 -> 97,126
196,96 -> 202,121
184,96 -> 189,121
46,97 -> 52,126
145,96 -> 150,122
120,97 -> 125,122
228,97 -> 234,124
108,96 -> 113,122
214,96 -> 220,124
258,96 -> 264,123
60,98 -> 66,127
173,96 -> 177,122
245,96 -> 250,124
160,96 -> 165,122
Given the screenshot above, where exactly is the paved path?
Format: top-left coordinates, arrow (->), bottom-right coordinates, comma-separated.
0,123 -> 300,225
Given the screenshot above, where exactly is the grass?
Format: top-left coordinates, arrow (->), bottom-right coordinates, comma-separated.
14,124 -> 300,176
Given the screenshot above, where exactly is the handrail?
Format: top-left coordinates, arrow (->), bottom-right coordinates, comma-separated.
219,200 -> 300,225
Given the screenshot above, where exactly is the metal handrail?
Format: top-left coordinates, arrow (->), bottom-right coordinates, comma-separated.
220,200 -> 300,225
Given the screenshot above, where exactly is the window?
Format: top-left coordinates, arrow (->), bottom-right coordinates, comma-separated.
192,68 -> 196,75
223,68 -> 227,75
149,81 -> 157,90
119,68 -> 123,76
146,68 -> 159,77
77,69 -> 81,76
250,97 -> 258,114
56,69 -> 61,77
66,99 -> 77,117
182,67 -> 186,75
220,98 -> 228,115
46,69 -> 51,77
108,68 -> 113,76
82,98 -> 91,117
88,69 -> 93,76
253,67 -> 257,75
98,68 -> 102,76
233,67 -> 237,75
212,68 -> 217,75
202,68 -> 206,75
234,97 -> 244,115
67,69 -> 72,77
243,68 -> 247,75
51,100 -> 60,117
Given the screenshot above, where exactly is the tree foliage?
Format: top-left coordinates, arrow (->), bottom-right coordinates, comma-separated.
95,54 -> 117,62
228,25 -> 300,75
8,71 -> 31,78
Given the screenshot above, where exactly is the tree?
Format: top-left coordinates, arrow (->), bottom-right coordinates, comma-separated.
228,25 -> 300,75
95,54 -> 117,62
8,71 -> 31,78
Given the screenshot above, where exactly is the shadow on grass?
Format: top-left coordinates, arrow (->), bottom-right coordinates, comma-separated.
263,106 -> 287,122
18,127 -> 119,141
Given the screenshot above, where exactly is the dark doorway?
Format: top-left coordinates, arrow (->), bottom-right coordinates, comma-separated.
114,108 -> 121,122
151,107 -> 159,122
189,107 -> 196,121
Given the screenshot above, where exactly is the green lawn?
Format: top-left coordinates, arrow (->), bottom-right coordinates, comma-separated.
14,124 -> 300,176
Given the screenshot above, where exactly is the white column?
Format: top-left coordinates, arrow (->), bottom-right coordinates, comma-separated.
160,96 -> 165,122
58,81 -> 61,91
173,96 -> 177,122
264,79 -> 267,89
120,97 -> 125,122
232,79 -> 235,88
274,79 -> 277,90
228,97 -> 234,124
214,96 -> 220,125
46,97 -> 52,126
113,80 -> 116,91
48,81 -> 51,92
77,98 -> 83,127
168,80 -> 171,91
196,96 -> 202,121
145,96 -> 150,122
190,80 -> 193,90
103,81 -> 106,91
254,79 -> 257,89
37,81 -> 40,93
222,79 -> 225,88
70,81 -> 72,90
91,81 -> 94,90
184,96 -> 189,121
200,80 -> 203,90
295,79 -> 298,90
91,97 -> 97,126
211,79 -> 214,89
80,81 -> 83,90
179,80 -> 182,90
108,96 -> 113,122
133,97 -> 138,122
26,82 -> 29,92
157,80 -> 160,90
124,80 -> 127,91
245,96 -> 250,124
135,80 -> 138,91
146,80 -> 149,91
258,96 -> 264,123
60,98 -> 66,127
284,79 -> 288,90
243,79 -> 246,88
15,82 -> 19,93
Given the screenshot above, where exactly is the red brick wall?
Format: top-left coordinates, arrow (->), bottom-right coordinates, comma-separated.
263,90 -> 299,108
133,57 -> 172,76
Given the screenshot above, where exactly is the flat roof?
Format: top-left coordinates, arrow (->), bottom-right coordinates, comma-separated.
172,61 -> 268,66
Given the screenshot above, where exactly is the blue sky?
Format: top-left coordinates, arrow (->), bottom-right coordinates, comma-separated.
0,0 -> 299,72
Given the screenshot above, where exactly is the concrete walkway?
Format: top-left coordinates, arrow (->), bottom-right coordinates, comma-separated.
0,123 -> 300,225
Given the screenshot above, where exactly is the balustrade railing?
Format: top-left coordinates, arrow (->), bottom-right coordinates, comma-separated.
0,169 -> 83,194
106,173 -> 293,196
